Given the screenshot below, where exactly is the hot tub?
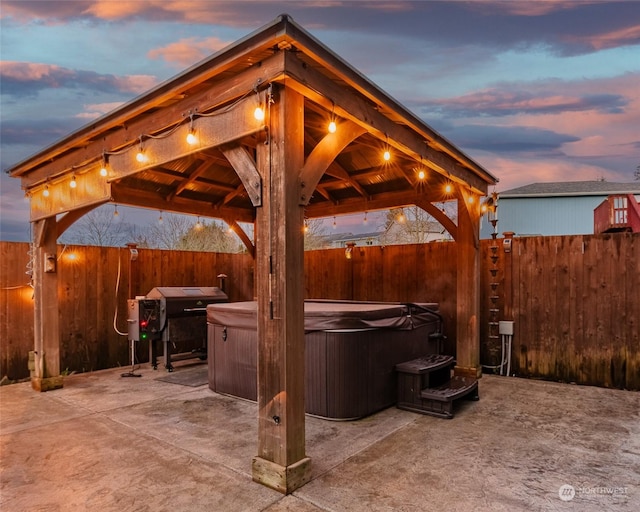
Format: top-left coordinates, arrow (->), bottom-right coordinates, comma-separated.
206,300 -> 443,420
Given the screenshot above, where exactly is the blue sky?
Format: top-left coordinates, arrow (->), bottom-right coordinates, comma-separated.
1,1 -> 639,241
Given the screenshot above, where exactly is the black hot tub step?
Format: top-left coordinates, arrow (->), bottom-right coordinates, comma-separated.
420,375 -> 479,402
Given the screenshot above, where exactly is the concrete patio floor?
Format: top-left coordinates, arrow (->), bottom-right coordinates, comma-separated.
1,362 -> 638,512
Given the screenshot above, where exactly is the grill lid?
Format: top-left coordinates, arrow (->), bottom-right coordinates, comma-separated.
146,287 -> 228,316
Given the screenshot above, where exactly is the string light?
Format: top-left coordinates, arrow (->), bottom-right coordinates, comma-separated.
113,205 -> 119,217
303,220 -> 309,234
186,114 -> 197,145
363,211 -> 368,224
397,209 -> 405,223
158,211 -> 163,224
70,176 -> 77,188
253,85 -> 265,121
100,154 -> 109,177
468,195 -> 475,204
383,135 -> 391,161
195,217 -> 203,230
332,216 -> 337,229
136,136 -> 147,163
418,169 -> 426,180
30,82 -> 273,194
43,185 -> 50,197
328,104 -> 337,133
445,183 -> 452,194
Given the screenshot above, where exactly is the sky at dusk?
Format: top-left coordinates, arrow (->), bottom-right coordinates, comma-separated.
1,1 -> 639,241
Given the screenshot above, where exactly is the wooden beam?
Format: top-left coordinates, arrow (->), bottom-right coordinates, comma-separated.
110,185 -> 255,224
221,144 -> 262,206
55,204 -> 104,238
106,95 -> 265,183
415,198 -> 458,241
299,120 -> 366,205
32,218 -> 63,391
252,84 -> 311,494
17,50 -> 287,186
29,166 -> 111,222
304,188 -> 450,219
454,190 -> 482,379
222,217 -> 256,258
166,160 -> 211,201
280,52 -> 490,194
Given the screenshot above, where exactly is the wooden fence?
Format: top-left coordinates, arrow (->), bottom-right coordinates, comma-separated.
1,234 -> 638,389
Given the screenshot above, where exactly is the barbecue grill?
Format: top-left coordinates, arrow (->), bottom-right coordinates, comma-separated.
128,286 -> 227,371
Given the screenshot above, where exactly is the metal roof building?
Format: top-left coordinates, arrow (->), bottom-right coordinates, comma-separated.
483,181 -> 640,238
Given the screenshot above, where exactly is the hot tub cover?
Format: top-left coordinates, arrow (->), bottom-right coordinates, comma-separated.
207,300 -> 439,332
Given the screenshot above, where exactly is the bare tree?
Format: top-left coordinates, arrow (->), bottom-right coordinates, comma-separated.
176,219 -> 243,253
136,213 -> 194,250
59,205 -> 137,247
304,218 -> 329,250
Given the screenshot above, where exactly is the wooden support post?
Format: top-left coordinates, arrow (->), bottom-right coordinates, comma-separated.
32,218 -> 63,391
252,84 -> 311,494
455,194 -> 482,379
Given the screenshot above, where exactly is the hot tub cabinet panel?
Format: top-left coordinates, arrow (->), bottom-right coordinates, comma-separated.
207,300 -> 442,420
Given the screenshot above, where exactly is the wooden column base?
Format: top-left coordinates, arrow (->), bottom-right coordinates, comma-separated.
252,456 -> 312,494
454,365 -> 482,379
31,376 -> 64,392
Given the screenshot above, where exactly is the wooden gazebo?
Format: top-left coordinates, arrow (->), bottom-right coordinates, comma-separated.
8,15 -> 497,493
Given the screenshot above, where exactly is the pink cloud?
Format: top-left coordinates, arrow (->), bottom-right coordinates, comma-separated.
75,102 -> 126,120
147,37 -> 231,67
1,61 -> 71,82
564,23 -> 640,51
0,61 -> 158,96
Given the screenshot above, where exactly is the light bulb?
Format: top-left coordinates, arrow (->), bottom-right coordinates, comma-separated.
445,183 -> 452,194
254,106 -> 265,121
70,176 -> 77,188
136,150 -> 146,163
468,195 -> 475,204
114,206 -> 119,217
186,131 -> 197,145
383,149 -> 391,161
100,166 -> 108,177
158,212 -> 163,224
418,169 -> 426,180
328,120 -> 337,133
43,186 -> 50,197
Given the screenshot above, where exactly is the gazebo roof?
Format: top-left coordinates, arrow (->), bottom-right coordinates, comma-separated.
8,14 -> 497,229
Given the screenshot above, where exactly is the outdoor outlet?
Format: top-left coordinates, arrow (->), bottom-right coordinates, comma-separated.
44,253 -> 56,273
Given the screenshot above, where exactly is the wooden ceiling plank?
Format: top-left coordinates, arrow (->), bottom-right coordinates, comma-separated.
166,160 -> 211,201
